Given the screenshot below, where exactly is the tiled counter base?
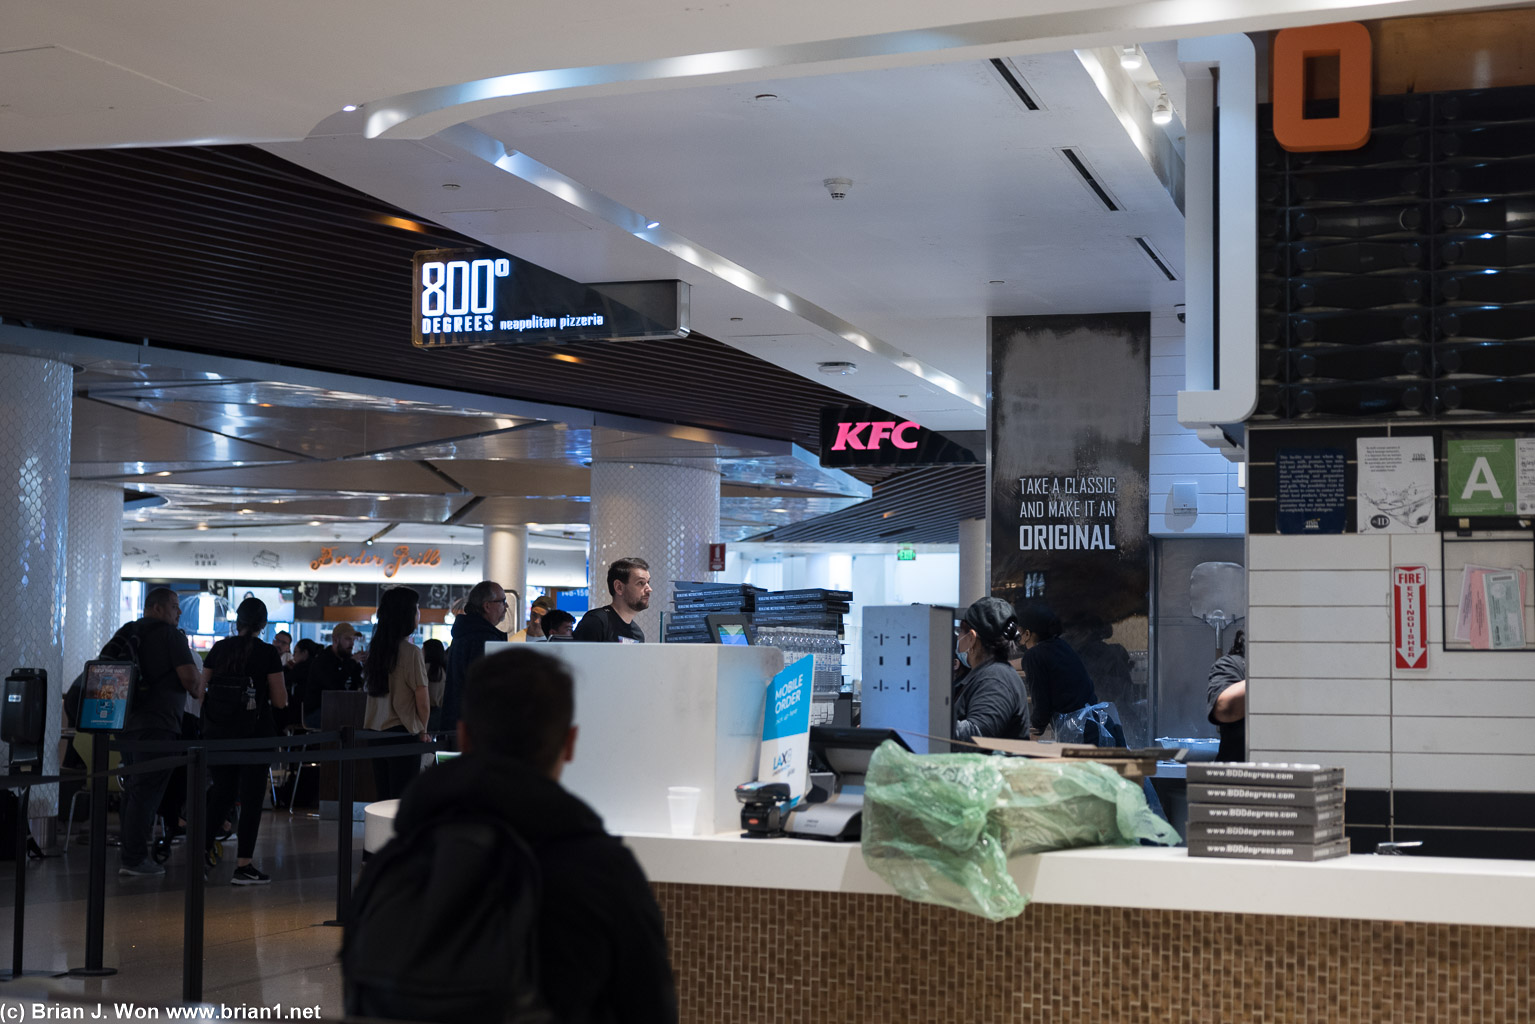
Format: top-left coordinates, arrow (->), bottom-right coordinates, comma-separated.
653,883 -> 1531,1024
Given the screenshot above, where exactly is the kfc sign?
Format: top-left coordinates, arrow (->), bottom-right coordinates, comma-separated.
818,404 -> 977,468
831,420 -> 921,451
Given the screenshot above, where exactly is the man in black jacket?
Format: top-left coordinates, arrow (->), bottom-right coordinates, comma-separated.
393,647 -> 677,1024
302,622 -> 363,729
440,580 -> 509,738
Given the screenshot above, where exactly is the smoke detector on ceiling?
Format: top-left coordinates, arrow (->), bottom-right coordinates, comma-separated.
823,178 -> 853,200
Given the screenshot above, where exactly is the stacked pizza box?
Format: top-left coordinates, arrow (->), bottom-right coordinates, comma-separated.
1185,762 -> 1350,861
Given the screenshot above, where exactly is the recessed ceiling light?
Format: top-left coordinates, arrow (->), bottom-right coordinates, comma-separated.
645,220 -> 660,230
552,353 -> 582,364
342,104 -> 358,112
195,523 -> 208,531
357,516 -> 371,521
239,508 -> 254,515
442,183 -> 461,191
754,93 -> 779,101
989,280 -> 1006,285
155,471 -> 173,477
729,317 -> 744,322
817,361 -> 858,375
308,521 -> 322,526
771,507 -> 788,513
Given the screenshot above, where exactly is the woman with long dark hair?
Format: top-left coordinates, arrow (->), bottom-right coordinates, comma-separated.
202,597 -> 287,884
363,586 -> 429,799
1015,603 -> 1098,739
422,638 -> 447,734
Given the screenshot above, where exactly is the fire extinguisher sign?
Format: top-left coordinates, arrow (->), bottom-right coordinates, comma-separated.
1393,565 -> 1428,670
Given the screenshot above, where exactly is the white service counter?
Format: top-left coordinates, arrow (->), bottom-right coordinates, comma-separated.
624,830 -> 1535,930
544,643 -> 784,835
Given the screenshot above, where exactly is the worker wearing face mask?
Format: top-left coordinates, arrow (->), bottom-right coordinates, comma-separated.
952,596 -> 1030,743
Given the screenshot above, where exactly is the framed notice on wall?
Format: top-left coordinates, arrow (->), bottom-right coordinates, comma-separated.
1276,448 -> 1346,533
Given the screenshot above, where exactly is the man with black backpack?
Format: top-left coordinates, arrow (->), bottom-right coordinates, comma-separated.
343,647 -> 677,1024
107,587 -> 201,877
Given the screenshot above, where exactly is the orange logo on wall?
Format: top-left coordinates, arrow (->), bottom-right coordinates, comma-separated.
1273,22 -> 1372,152
310,544 -> 442,578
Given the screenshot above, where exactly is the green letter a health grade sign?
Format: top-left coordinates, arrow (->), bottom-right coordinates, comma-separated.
1447,438 -> 1517,516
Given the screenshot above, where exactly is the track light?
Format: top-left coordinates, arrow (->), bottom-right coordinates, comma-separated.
1118,45 -> 1144,70
1152,92 -> 1173,126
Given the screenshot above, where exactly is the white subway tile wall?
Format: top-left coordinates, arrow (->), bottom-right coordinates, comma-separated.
1248,532 -> 1535,794
1148,311 -> 1244,537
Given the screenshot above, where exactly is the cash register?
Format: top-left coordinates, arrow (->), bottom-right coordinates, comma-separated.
783,726 -> 911,841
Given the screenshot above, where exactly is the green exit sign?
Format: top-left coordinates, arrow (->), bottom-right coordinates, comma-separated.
896,546 -> 916,561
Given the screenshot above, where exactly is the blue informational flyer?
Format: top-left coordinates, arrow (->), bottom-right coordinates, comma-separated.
757,655 -> 814,806
79,661 -> 135,732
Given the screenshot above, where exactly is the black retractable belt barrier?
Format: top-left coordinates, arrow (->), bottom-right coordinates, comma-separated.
68,732 -> 116,978
182,745 -> 207,1004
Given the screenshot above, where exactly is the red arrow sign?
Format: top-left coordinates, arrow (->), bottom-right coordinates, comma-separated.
1394,565 -> 1428,670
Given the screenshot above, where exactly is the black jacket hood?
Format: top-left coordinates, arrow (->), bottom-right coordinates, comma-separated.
394,751 -> 606,846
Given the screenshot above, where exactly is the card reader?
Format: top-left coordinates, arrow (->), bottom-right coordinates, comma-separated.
735,781 -> 792,838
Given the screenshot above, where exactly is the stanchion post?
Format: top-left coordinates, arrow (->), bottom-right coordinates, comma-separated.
325,726 -> 357,928
9,776 -> 27,978
68,732 -> 116,977
183,746 -> 207,1003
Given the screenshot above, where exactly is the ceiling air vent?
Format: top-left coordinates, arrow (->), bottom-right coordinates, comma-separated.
989,58 -> 1041,111
1056,148 -> 1121,212
1133,236 -> 1179,281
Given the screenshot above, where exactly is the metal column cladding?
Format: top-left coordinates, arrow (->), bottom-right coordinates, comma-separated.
988,312 -> 1151,633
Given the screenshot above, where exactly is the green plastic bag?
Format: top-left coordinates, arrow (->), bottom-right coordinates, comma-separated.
861,741 -> 1179,920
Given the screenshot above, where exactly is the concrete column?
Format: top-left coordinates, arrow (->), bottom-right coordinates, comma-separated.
589,460 -> 720,643
483,525 -> 528,631
63,483 -> 124,693
0,355 -> 72,815
958,516 -> 988,608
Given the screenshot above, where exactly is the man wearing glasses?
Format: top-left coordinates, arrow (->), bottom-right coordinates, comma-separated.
441,580 -> 510,741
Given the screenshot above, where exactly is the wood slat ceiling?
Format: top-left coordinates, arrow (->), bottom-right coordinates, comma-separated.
749,465 -> 986,544
0,144 -> 862,451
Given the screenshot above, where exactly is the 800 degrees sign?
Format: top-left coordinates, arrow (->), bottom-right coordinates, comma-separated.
418,256 -> 511,336
412,246 -> 618,348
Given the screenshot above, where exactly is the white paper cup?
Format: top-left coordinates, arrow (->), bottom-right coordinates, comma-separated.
667,786 -> 702,836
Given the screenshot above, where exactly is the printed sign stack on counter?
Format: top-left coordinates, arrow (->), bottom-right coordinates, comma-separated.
1185,763 -> 1349,862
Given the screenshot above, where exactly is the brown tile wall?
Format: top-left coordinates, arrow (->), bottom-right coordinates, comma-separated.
655,883 -> 1533,1023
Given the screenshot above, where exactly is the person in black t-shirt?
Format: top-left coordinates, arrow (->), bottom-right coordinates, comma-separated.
573,557 -> 651,643
114,587 -> 202,877
1207,631 -> 1247,762
202,597 -> 287,885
